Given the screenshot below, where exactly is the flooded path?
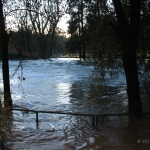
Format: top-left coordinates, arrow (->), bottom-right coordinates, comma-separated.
1,58 -> 150,149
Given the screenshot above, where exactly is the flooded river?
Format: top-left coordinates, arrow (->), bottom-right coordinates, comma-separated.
1,58 -> 150,149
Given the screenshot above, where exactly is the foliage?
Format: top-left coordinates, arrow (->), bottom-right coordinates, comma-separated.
65,34 -> 80,53
138,0 -> 150,59
66,0 -> 89,57
9,29 -> 67,59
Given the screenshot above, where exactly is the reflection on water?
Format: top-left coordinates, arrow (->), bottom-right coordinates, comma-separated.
1,58 -> 150,149
57,83 -> 71,104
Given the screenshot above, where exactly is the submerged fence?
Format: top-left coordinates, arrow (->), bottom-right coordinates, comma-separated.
12,108 -> 150,126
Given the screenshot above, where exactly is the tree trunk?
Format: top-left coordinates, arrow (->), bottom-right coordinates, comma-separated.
2,33 -> 12,107
82,43 -> 86,60
78,4 -> 82,60
49,26 -> 56,57
0,0 -> 12,107
81,0 -> 86,60
122,44 -> 142,114
112,0 -> 142,115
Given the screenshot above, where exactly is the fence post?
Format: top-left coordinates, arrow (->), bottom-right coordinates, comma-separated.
36,111 -> 38,122
92,115 -> 95,125
96,115 -> 98,125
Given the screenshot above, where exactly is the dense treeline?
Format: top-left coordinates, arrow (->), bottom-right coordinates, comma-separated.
66,0 -> 150,59
66,0 -> 150,114
8,28 -> 66,59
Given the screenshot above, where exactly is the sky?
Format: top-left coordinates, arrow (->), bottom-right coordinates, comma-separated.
57,14 -> 69,38
57,14 -> 70,36
57,17 -> 69,32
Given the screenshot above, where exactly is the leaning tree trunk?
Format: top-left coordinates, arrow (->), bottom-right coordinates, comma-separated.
0,0 -> 12,107
112,0 -> 142,115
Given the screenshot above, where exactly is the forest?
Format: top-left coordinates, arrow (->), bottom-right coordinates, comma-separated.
1,0 -> 150,149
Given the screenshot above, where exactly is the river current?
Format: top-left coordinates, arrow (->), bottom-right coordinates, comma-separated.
1,58 -> 150,149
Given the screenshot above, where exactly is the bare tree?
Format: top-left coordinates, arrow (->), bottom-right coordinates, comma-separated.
22,0 -> 67,58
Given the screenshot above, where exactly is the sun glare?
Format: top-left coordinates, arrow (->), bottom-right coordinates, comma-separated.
57,14 -> 70,37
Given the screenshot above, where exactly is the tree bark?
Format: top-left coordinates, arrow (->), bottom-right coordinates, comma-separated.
112,0 -> 142,114
122,42 -> 142,114
0,0 -> 12,107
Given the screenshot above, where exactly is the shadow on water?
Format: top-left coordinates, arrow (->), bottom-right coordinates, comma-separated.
69,79 -> 128,114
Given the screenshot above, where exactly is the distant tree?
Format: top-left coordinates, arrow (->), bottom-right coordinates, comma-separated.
55,33 -> 66,53
65,34 -> 80,54
84,0 -> 119,59
22,0 -> 67,58
67,0 -> 89,59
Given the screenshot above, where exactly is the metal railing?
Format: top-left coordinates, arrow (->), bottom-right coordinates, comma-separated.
12,108 -> 150,126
